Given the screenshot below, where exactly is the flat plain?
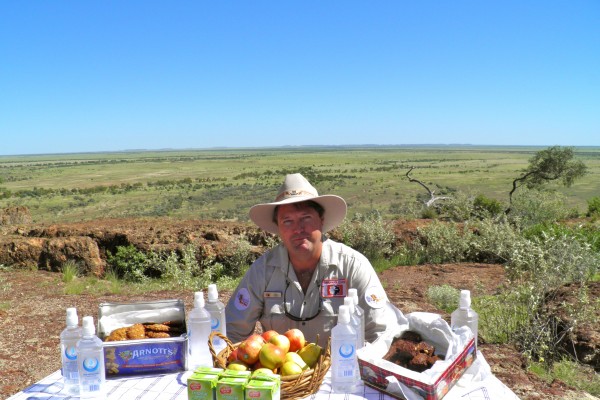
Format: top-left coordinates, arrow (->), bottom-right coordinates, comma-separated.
1,145 -> 598,223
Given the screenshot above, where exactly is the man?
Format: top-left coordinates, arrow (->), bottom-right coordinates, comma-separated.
225,173 -> 389,346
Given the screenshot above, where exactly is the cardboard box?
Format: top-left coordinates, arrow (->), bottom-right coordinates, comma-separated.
357,311 -> 477,400
97,299 -> 188,376
216,377 -> 248,400
245,379 -> 280,400
188,372 -> 220,400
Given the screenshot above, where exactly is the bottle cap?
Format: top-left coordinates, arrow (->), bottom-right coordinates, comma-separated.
82,316 -> 95,336
66,307 -> 78,327
348,288 -> 358,305
344,297 -> 355,314
207,284 -> 218,302
194,291 -> 206,308
459,290 -> 471,309
338,305 -> 350,324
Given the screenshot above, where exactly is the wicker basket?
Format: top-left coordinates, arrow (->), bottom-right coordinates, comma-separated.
208,331 -> 331,400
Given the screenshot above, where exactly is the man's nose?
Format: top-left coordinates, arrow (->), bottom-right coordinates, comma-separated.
293,219 -> 306,232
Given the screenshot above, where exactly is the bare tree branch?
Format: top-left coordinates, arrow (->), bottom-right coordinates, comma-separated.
405,167 -> 450,207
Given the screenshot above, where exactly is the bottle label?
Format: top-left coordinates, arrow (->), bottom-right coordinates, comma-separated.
334,359 -> 356,378
65,345 -> 78,361
338,343 -> 355,359
82,357 -> 101,373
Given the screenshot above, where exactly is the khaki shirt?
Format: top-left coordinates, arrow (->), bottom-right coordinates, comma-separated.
225,238 -> 388,347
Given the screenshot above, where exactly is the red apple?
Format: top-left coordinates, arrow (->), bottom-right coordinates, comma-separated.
227,348 -> 239,363
258,343 -> 286,370
237,334 -> 265,365
284,328 -> 306,353
269,334 -> 290,354
261,330 -> 279,342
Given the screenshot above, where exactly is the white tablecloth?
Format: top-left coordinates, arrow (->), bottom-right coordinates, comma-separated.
8,352 -> 519,400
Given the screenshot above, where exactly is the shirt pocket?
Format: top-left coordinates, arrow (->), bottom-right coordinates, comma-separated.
260,296 -> 289,334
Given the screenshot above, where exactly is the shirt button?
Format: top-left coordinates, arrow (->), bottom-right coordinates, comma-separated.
302,322 -> 306,326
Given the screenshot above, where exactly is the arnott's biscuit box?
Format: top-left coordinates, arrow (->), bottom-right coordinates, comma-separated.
97,299 -> 188,376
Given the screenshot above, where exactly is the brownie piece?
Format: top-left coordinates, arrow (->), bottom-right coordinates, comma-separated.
408,353 -> 430,372
416,341 -> 435,355
428,355 -> 441,366
384,338 -> 419,361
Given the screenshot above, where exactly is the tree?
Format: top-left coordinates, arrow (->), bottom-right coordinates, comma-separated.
506,146 -> 587,214
405,166 -> 450,207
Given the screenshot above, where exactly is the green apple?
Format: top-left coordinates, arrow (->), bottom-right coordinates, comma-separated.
284,351 -> 308,370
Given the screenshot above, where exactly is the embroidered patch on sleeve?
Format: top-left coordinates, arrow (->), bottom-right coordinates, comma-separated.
364,285 -> 386,309
234,287 -> 250,311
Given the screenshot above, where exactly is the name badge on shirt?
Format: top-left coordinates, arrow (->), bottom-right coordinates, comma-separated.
264,291 -> 282,298
321,279 -> 347,298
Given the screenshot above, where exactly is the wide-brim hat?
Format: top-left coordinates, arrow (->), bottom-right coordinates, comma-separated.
249,173 -> 347,234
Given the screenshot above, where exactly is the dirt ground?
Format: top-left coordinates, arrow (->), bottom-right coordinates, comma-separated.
0,218 -> 597,399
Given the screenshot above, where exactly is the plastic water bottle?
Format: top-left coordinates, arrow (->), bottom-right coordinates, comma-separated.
188,291 -> 213,370
451,290 -> 479,352
344,297 -> 362,349
77,316 -> 106,400
60,307 -> 82,395
331,305 -> 359,393
348,288 -> 365,347
205,284 -> 227,353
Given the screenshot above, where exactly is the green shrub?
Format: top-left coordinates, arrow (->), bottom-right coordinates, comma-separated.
417,221 -> 471,263
473,194 -> 503,218
468,218 -> 524,264
221,238 -> 254,277
339,210 -> 395,260
508,188 -> 572,228
587,196 -> 600,217
158,247 -> 198,289
438,191 -> 475,222
106,245 -> 149,282
420,207 -> 438,220
475,288 -> 531,345
427,285 -> 460,313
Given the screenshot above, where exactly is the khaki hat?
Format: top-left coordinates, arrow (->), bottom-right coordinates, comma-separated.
249,173 -> 347,234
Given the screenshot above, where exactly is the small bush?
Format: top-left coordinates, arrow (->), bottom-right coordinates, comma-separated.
439,191 -> 475,222
106,245 -> 149,282
417,221 -> 471,263
339,210 -> 395,260
508,188 -> 572,228
475,288 -> 531,345
427,285 -> 460,313
587,196 -> 600,217
473,194 -> 503,218
420,207 -> 438,220
221,238 -> 254,277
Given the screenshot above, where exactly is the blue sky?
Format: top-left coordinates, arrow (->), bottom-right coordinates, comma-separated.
1,1 -> 599,155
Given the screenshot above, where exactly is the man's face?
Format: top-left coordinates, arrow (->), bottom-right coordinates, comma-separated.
276,202 -> 324,259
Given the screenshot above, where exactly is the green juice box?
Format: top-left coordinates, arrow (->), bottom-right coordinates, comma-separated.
194,366 -> 224,376
220,369 -> 252,379
187,373 -> 219,400
216,377 -> 248,400
245,379 -> 280,400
